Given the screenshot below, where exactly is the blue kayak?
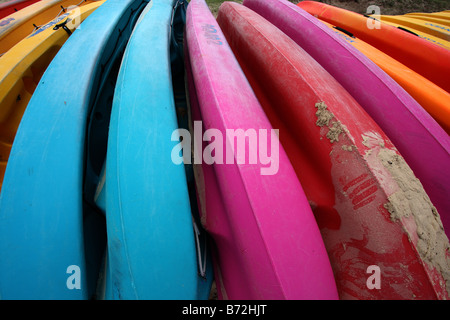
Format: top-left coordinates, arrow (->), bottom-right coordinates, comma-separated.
0,0 -> 149,299
103,0 -> 213,299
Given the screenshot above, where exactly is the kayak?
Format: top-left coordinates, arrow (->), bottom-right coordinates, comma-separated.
401,14 -> 450,27
0,0 -> 105,192
0,0 -> 98,55
185,0 -> 338,300
298,1 -> 450,93
380,15 -> 450,42
376,18 -> 450,50
405,11 -> 450,23
0,0 -> 149,300
0,0 -> 41,19
104,0 -> 213,299
244,0 -> 450,250
318,19 -> 450,134
220,1 -> 450,300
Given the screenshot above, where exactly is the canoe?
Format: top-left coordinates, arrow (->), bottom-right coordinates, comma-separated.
0,0 -> 105,192
0,0 -> 98,55
0,0 -> 41,19
380,15 -> 450,42
0,0 -> 149,300
317,19 -> 450,134
220,1 -> 450,300
103,0 -> 213,299
244,0 -> 450,251
297,1 -> 450,93
185,0 -> 338,300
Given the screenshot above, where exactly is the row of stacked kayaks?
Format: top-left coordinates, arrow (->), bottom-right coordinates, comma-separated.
0,0 -> 448,300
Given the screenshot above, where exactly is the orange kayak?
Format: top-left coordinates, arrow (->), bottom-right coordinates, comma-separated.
298,1 -> 450,93
321,19 -> 450,134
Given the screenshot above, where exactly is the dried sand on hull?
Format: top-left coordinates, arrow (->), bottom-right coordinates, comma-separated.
379,148 -> 450,296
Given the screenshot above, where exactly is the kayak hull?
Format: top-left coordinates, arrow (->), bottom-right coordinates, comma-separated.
185,0 -> 338,300
104,0 -> 213,300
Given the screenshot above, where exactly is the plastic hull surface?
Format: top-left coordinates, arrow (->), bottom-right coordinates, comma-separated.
185,0 -> 338,300
104,0 -> 213,300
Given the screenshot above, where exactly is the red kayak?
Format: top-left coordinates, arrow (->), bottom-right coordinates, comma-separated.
217,2 -> 450,300
0,0 -> 41,19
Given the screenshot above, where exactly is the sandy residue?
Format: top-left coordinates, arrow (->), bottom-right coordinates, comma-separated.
315,101 -> 450,297
315,101 -> 344,143
341,145 -> 353,152
315,101 -> 334,126
379,148 -> 450,296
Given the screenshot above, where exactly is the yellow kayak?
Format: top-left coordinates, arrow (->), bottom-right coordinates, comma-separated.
380,15 -> 450,44
321,19 -> 450,134
0,0 -> 99,55
405,11 -> 450,22
0,0 -> 105,189
404,14 -> 450,27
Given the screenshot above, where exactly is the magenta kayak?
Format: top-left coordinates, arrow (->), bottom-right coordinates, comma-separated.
184,0 -> 338,300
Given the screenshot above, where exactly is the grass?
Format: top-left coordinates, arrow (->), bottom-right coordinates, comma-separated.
206,0 -> 242,16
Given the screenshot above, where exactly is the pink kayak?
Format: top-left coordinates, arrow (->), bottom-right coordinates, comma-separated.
184,0 -> 338,300
218,1 -> 450,300
243,0 -> 450,240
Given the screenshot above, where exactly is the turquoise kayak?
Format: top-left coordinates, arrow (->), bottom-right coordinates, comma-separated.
0,0 -> 149,299
103,0 -> 213,299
